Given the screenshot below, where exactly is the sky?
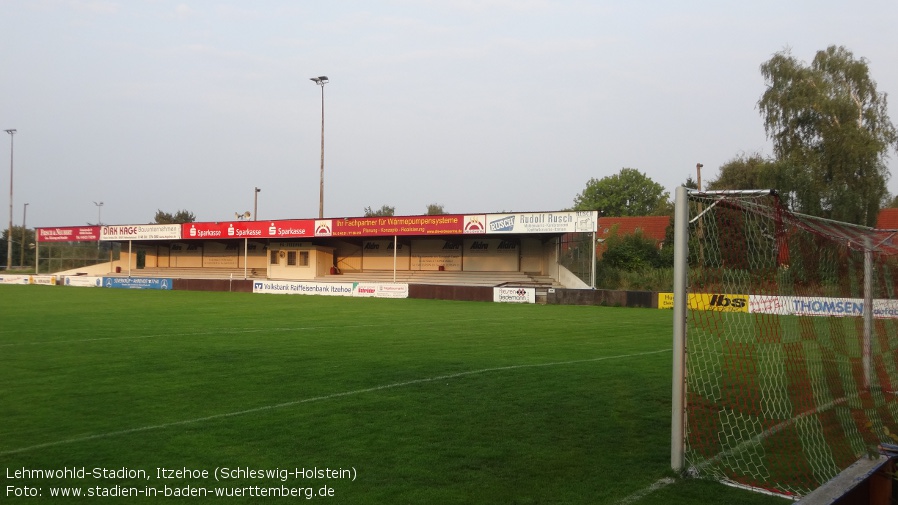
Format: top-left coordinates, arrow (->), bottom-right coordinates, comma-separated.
2,0 -> 897,228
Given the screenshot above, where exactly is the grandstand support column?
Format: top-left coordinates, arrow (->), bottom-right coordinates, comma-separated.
393,235 -> 397,283
863,237 -> 872,390
244,238 -> 248,280
34,230 -> 39,274
591,230 -> 596,288
671,185 -> 689,471
128,240 -> 132,276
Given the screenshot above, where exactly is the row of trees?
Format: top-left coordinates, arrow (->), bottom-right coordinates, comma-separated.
364,203 -> 447,217
712,46 -> 897,227
573,46 -> 897,228
565,45 -> 898,288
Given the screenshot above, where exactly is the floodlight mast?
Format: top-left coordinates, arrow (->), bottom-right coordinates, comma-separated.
254,187 -> 261,221
5,129 -> 16,271
310,76 -> 328,219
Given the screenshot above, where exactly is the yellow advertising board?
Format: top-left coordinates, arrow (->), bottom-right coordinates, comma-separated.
657,293 -> 748,312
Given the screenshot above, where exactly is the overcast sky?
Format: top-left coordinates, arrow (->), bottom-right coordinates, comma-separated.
2,1 -> 897,228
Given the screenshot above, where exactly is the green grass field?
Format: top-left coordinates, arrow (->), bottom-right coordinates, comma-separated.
0,285 -> 785,504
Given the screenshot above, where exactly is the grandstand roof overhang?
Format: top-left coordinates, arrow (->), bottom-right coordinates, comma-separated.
37,211 -> 599,243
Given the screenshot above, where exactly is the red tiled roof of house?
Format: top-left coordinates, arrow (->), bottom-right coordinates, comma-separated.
597,216 -> 670,243
876,208 -> 898,229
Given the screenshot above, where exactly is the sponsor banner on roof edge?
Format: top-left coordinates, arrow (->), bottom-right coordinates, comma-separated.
494,287 -> 536,304
330,216 -> 464,237
253,280 -> 409,298
101,224 -> 181,241
183,220 -> 315,240
103,277 -> 172,290
486,211 -> 598,234
37,226 -> 100,242
87,212 -> 597,242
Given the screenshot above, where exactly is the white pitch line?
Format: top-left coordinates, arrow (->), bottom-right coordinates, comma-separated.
1,349 -> 670,456
615,477 -> 676,505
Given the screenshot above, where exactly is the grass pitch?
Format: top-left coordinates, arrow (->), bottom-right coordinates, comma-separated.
0,285 -> 783,504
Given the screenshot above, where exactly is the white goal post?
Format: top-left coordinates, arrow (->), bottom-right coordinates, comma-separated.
670,186 -> 898,498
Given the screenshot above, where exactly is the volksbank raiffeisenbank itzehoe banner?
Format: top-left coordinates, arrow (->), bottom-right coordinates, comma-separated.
253,281 -> 409,299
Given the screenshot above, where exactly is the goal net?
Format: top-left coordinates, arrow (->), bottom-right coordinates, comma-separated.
671,188 -> 898,498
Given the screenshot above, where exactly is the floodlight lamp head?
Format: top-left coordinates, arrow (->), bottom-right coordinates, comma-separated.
4,129 -> 16,135
310,76 -> 329,85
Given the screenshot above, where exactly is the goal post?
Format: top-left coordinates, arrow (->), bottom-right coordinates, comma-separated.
671,188 -> 898,498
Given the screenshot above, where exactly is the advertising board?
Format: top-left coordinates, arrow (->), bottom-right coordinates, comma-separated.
37,226 -> 100,242
103,277 -> 172,290
493,287 -> 536,304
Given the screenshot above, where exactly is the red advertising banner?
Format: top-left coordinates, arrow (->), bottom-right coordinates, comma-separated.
326,215 -> 465,237
182,220 -> 316,240
37,226 -> 100,242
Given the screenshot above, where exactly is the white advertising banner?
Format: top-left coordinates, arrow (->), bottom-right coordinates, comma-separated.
63,276 -> 103,287
101,224 -> 181,241
253,280 -> 409,298
749,295 -> 898,319
0,275 -> 31,284
493,287 -> 536,304
485,211 -> 597,234
352,282 -> 410,298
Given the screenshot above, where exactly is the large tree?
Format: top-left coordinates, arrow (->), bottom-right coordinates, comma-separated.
573,168 -> 671,216
758,45 -> 898,226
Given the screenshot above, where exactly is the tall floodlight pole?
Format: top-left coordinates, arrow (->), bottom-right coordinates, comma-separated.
21,203 -> 28,267
93,201 -> 104,226
5,129 -> 15,271
93,201 -> 104,250
310,76 -> 328,219
253,187 -> 261,220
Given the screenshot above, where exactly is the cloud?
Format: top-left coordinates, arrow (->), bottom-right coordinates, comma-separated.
174,3 -> 196,20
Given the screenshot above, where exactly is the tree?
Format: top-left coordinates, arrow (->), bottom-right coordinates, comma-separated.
154,209 -> 196,224
573,168 -> 671,216
758,45 -> 898,226
706,152 -> 781,191
601,228 -> 665,271
363,205 -> 395,217
426,203 -> 447,215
